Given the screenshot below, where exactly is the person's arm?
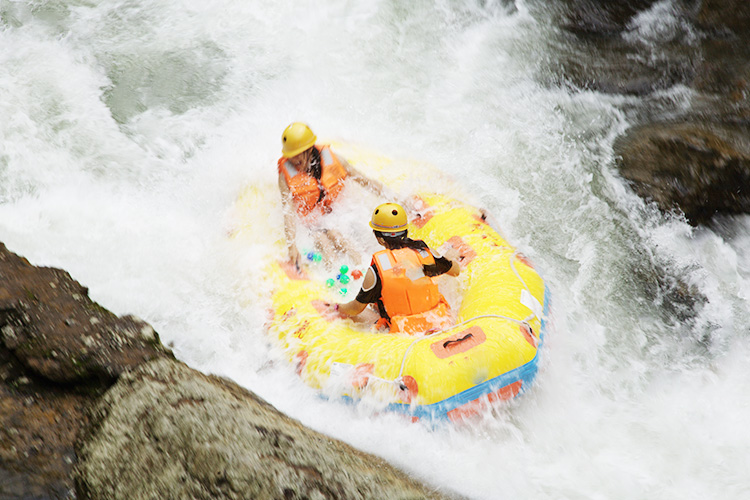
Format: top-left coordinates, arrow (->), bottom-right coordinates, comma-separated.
429,254 -> 460,277
445,259 -> 460,277
423,243 -> 460,277
440,244 -> 461,276
333,267 -> 378,316
337,299 -> 367,316
278,173 -> 301,267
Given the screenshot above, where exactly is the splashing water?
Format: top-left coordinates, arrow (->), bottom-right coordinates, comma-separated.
2,1 -> 749,498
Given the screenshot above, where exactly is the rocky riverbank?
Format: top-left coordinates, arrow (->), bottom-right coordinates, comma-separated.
0,243 -> 458,500
0,242 -> 174,499
541,0 -> 750,226
3,1 -> 747,498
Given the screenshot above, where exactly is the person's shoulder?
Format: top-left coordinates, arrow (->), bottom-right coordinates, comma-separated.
362,266 -> 377,291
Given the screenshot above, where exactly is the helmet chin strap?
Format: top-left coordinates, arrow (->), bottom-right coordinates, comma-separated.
382,230 -> 407,238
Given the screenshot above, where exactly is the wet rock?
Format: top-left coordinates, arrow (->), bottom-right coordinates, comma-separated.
0,366 -> 86,500
0,242 -> 173,499
692,1 -> 750,105
540,0 -> 750,101
539,0 -> 750,223
544,34 -> 697,96
615,122 -> 750,225
75,357 -> 459,500
695,0 -> 750,36
537,0 -> 698,95
551,0 -> 660,37
0,243 -> 173,386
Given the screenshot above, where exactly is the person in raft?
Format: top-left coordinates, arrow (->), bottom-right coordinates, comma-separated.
278,122 -> 389,268
333,202 -> 460,335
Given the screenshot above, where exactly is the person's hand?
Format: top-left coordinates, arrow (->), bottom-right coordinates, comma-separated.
438,242 -> 460,262
322,302 -> 344,320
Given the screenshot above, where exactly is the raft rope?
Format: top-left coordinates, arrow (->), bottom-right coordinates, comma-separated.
392,249 -> 543,386
330,247 -> 546,397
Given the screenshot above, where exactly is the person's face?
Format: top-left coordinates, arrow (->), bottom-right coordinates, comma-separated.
289,148 -> 311,170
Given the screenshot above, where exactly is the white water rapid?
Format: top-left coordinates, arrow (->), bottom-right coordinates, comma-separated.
2,1 -> 749,498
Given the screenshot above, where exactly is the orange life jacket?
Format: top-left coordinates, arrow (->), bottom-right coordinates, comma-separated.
277,145 -> 348,217
372,247 -> 452,335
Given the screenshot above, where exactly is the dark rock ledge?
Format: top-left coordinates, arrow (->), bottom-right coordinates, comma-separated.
543,0 -> 750,225
614,121 -> 750,225
0,241 -> 173,500
0,242 -> 459,500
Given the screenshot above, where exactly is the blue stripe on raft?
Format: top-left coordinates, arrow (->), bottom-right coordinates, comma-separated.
386,348 -> 540,421
388,283 -> 552,422
322,284 -> 552,423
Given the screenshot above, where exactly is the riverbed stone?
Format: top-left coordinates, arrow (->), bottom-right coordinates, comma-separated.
692,0 -> 750,107
538,0 -> 750,223
75,357 -> 458,500
0,242 -> 174,499
0,344 -> 89,500
614,122 -> 750,225
537,0 -> 697,95
551,0 -> 661,36
0,244 -> 172,386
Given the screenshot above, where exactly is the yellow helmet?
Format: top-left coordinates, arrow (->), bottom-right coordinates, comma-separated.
369,203 -> 408,232
281,122 -> 316,158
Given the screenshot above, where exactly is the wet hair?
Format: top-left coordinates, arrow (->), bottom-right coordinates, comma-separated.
309,147 -> 325,203
373,230 -> 425,251
309,146 -> 322,180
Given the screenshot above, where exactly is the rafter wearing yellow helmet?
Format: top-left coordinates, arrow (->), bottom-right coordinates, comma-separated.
332,202 -> 461,334
276,123 -> 391,269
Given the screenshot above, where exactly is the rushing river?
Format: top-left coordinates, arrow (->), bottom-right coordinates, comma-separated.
2,1 -> 749,498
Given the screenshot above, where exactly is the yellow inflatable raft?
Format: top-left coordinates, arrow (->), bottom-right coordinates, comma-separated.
233,143 -> 550,421
255,180 -> 550,422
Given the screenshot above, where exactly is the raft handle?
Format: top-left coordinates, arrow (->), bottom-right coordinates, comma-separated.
442,333 -> 473,349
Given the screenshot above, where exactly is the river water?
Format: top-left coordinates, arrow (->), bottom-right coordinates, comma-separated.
2,1 -> 749,498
